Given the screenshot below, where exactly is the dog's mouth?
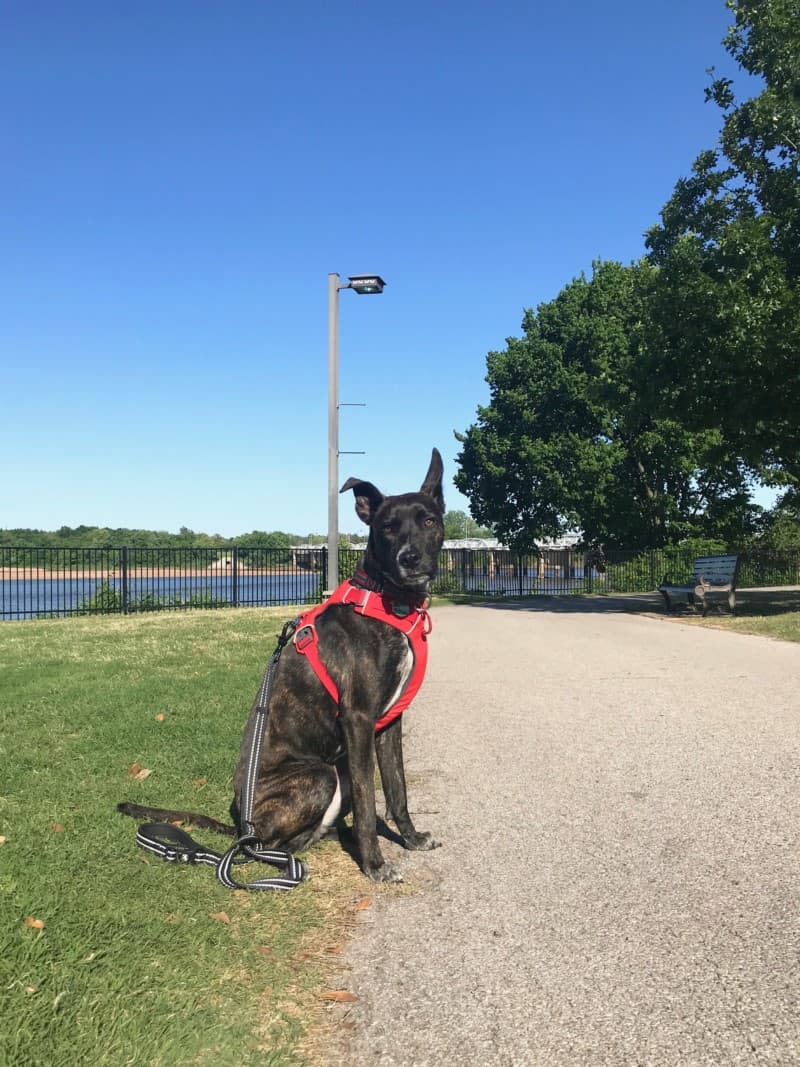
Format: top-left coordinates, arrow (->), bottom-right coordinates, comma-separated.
394,567 -> 435,593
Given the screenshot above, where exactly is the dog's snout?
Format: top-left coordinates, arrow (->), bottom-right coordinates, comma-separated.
398,546 -> 421,568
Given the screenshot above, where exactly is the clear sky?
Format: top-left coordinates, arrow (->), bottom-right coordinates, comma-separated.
2,1 -> 750,538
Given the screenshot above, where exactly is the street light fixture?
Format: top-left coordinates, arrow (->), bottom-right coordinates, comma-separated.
348,274 -> 386,295
326,272 -> 386,595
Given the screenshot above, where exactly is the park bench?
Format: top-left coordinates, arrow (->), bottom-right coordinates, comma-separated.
658,554 -> 740,616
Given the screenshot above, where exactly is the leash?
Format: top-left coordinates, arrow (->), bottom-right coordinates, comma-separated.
134,618 -> 308,892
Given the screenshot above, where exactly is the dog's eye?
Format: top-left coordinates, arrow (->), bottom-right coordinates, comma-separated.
381,522 -> 394,534
423,518 -> 435,528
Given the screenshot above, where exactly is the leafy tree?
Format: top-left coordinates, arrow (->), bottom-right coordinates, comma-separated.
751,488 -> 800,549
645,0 -> 800,496
455,261 -> 760,550
232,530 -> 295,550
442,510 -> 493,540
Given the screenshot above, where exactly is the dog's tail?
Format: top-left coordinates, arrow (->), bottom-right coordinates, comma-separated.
116,801 -> 236,837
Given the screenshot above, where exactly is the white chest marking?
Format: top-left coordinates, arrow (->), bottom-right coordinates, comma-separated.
321,770 -> 342,830
382,643 -> 414,717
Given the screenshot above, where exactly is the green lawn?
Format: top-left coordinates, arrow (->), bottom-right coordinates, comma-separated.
0,609 -> 367,1067
672,587 -> 800,642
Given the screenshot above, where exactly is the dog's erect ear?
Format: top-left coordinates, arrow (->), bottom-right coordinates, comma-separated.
340,477 -> 385,526
420,448 -> 445,514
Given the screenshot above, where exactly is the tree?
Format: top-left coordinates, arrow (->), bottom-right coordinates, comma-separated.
645,0 -> 800,495
233,530 -> 295,550
455,261 -> 759,550
442,510 -> 493,540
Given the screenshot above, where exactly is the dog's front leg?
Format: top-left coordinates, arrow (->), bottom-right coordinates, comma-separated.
340,711 -> 403,883
376,722 -> 440,851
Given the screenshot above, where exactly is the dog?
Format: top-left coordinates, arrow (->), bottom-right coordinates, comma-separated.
120,447 -> 445,883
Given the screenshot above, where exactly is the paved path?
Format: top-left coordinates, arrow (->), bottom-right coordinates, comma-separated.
323,601 -> 800,1066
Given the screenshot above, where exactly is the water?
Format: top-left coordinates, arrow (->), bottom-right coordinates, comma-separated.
0,573 -> 324,620
1,566 -> 602,620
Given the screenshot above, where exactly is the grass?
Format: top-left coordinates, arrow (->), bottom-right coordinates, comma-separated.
0,609 -> 372,1067
671,587 -> 800,642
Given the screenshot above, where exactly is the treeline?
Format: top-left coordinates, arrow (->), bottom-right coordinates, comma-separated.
0,526 -> 331,551
1,510 -> 487,551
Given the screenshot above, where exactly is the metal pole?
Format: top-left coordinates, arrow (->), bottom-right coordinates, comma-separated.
326,272 -> 340,596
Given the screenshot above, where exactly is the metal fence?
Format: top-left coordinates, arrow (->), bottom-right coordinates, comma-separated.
2,545 -> 799,620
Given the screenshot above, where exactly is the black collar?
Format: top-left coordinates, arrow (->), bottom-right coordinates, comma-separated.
350,567 -> 427,611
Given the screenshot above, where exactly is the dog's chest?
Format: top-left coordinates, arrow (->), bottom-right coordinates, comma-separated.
381,642 -> 414,718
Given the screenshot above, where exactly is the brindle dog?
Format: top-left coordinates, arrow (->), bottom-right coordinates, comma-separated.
119,448 -> 445,882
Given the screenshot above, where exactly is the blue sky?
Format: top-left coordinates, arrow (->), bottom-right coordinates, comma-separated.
2,1 -> 752,538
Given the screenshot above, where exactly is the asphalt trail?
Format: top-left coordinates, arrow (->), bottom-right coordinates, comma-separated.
322,602 -> 800,1066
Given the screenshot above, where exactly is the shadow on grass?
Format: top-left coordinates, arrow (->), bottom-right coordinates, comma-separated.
728,588 -> 800,617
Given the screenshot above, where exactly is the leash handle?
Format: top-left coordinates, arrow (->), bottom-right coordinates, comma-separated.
216,834 -> 307,891
134,823 -> 307,892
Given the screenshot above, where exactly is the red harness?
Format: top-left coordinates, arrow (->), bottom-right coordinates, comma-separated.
292,576 -> 432,733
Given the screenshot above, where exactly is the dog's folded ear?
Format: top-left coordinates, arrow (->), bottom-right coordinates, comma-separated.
420,448 -> 445,514
340,478 -> 385,526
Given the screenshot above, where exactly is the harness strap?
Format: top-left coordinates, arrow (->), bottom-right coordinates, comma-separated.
293,578 -> 432,733
131,618 -> 308,892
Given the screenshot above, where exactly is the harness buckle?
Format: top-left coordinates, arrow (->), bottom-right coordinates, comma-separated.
294,624 -> 315,651
341,584 -> 370,610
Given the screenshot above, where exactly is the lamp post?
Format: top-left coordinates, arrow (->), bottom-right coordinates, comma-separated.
326,273 -> 386,595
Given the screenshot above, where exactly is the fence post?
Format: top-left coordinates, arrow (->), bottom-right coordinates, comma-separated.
321,547 -> 328,595
232,547 -> 239,607
121,546 -> 129,615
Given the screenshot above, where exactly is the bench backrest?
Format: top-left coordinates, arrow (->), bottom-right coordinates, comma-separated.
690,554 -> 740,586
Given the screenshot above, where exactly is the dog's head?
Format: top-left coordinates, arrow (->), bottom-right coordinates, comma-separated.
340,448 -> 445,595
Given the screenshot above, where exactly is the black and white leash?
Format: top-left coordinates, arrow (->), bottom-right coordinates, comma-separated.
134,618 -> 308,891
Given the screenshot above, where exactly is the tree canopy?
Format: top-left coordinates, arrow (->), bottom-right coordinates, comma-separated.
455,261 -> 760,550
645,0 -> 800,494
456,0 -> 798,549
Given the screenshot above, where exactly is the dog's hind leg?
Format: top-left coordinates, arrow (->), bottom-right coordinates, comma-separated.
375,723 -> 440,851
248,760 -> 343,855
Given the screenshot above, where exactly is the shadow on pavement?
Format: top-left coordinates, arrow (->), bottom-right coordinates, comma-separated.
437,587 -> 800,617
437,593 -> 664,615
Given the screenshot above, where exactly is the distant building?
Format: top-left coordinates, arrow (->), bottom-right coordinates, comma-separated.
442,533 -> 580,551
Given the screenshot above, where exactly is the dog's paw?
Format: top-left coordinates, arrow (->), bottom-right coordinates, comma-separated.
403,830 -> 441,851
364,861 -> 404,883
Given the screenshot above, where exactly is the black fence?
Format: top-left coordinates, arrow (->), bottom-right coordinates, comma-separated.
2,545 -> 799,620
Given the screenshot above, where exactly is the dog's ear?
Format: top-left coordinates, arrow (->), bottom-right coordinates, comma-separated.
420,448 -> 445,514
340,477 -> 385,526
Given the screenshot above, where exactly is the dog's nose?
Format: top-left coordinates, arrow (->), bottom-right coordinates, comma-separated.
399,547 -> 421,568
